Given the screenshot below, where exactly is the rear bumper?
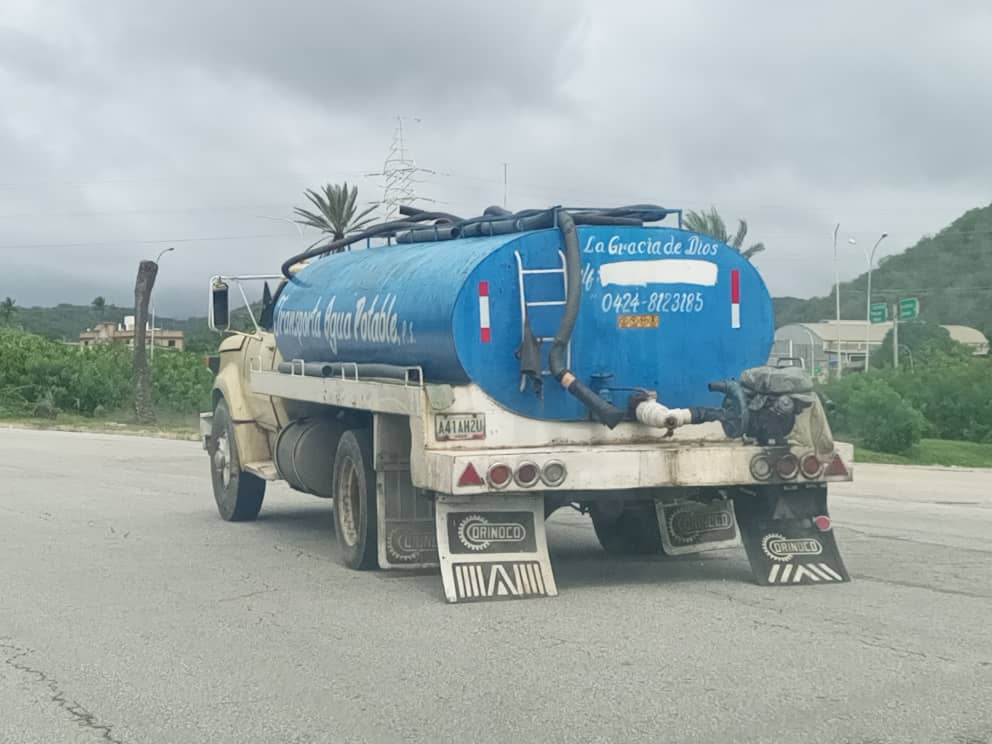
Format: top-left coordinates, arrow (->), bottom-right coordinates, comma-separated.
414,441 -> 854,495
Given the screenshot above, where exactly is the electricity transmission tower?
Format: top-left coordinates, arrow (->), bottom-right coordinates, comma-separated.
378,116 -> 437,221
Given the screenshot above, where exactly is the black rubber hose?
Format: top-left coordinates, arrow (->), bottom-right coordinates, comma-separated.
548,210 -> 581,378
547,209 -> 627,429
280,218 -> 426,279
399,205 -> 464,222
568,378 -> 626,428
572,215 -> 643,226
396,225 -> 461,243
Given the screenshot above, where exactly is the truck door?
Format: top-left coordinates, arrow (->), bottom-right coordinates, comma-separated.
242,334 -> 282,432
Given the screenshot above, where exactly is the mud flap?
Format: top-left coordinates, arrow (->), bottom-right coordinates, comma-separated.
656,498 -> 741,555
736,485 -> 850,586
434,494 -> 558,604
377,471 -> 439,569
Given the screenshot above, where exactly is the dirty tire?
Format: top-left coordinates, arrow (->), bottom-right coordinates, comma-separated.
590,501 -> 663,555
210,399 -> 265,522
332,429 -> 378,570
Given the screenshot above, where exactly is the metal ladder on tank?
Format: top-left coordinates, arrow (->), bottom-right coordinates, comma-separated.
513,249 -> 571,392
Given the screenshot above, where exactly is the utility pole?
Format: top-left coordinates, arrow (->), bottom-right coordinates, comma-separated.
133,247 -> 173,422
149,247 -> 173,363
893,306 -> 899,369
132,261 -> 158,423
863,232 -> 888,370
833,223 -> 841,378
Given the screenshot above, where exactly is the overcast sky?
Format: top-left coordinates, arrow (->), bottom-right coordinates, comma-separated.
2,0 -> 990,317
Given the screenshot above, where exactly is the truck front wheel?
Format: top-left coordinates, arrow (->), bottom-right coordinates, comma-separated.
210,399 -> 265,522
590,501 -> 662,555
332,429 -> 378,570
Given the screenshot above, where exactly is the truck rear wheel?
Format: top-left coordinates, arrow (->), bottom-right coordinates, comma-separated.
590,501 -> 662,555
210,399 -> 265,522
332,429 -> 378,570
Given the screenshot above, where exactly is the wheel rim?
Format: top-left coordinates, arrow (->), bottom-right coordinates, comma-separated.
338,456 -> 361,547
213,432 -> 231,488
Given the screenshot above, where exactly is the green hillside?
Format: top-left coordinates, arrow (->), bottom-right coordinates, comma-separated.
774,202 -> 992,339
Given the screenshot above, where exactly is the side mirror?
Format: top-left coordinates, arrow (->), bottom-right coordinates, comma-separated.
210,279 -> 230,331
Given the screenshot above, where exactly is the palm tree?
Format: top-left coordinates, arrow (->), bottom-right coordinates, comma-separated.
0,297 -> 16,325
683,207 -> 765,259
293,182 -> 378,249
91,296 -> 106,317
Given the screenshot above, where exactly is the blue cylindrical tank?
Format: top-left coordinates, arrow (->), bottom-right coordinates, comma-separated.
274,226 -> 774,421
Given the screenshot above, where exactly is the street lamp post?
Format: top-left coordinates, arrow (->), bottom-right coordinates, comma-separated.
833,224 -> 841,378
150,247 -> 174,361
257,215 -> 305,239
863,233 -> 888,370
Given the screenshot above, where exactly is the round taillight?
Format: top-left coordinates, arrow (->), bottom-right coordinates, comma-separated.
750,455 -> 773,481
813,515 -> 832,532
515,462 -> 540,488
487,463 -> 512,489
541,460 -> 567,487
800,453 -> 823,479
775,453 -> 799,480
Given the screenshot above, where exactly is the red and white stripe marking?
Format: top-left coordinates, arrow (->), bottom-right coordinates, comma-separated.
730,269 -> 741,329
478,281 -> 491,343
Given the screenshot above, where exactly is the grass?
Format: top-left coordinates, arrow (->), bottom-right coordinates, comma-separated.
0,410 -> 200,440
853,438 -> 992,468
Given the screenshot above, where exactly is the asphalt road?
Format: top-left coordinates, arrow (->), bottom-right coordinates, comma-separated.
1,428 -> 990,744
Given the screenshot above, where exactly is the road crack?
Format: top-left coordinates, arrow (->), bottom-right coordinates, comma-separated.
701,595 -> 992,668
841,526 -> 992,556
857,573 -> 992,600
0,639 -> 125,744
216,588 -> 279,603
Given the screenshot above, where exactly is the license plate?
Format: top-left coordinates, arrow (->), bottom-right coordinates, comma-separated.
434,413 -> 486,441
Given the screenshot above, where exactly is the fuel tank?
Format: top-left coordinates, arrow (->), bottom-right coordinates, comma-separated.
273,226 -> 774,421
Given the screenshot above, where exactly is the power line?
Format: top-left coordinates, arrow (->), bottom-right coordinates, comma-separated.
0,232 -> 296,251
0,203 -> 292,220
0,170 -> 377,191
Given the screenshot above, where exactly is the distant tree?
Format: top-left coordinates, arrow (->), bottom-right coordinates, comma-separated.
91,296 -> 106,317
871,320 -> 970,368
293,182 -> 378,248
0,297 -> 16,325
683,207 -> 765,259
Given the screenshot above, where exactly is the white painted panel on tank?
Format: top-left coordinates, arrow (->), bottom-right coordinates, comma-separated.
598,259 -> 718,288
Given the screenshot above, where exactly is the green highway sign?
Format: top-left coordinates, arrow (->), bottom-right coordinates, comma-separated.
870,302 -> 888,323
898,297 -> 920,321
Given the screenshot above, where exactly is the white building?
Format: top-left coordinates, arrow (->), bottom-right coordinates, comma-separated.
770,320 -> 988,378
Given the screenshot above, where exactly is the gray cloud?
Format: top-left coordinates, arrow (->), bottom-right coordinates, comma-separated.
0,0 -> 989,317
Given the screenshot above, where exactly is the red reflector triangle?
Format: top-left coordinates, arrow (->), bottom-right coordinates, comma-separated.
457,463 -> 484,487
824,454 -> 848,477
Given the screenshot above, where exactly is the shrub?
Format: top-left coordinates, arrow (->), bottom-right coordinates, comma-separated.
885,353 -> 992,442
31,390 -> 59,419
0,328 -> 213,418
845,378 -> 926,453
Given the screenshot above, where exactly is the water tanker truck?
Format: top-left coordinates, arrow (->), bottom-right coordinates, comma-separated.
200,204 -> 852,603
